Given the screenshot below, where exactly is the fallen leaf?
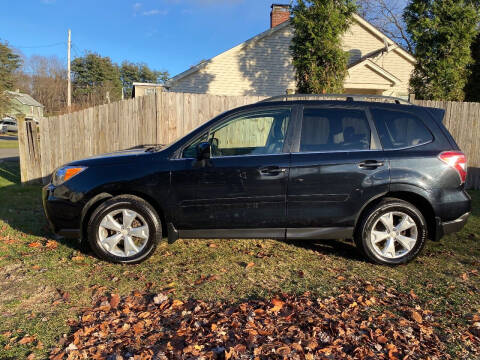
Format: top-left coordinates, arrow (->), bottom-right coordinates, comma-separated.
245,262 -> 254,269
366,285 -> 375,292
109,294 -> 120,309
270,298 -> 284,313
45,240 -> 58,249
171,299 -> 183,307
18,336 -> 35,344
71,255 -> 85,262
411,311 -> 423,323
377,335 -> 388,344
28,242 -> 42,248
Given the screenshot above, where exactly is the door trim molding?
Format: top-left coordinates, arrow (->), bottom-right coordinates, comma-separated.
179,228 -> 285,239
287,227 -> 353,239
169,225 -> 354,241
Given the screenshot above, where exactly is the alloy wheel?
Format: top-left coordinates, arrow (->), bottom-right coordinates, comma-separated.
369,211 -> 418,259
97,209 -> 149,257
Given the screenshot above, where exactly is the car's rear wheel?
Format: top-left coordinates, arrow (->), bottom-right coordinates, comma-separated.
87,195 -> 161,264
355,198 -> 427,265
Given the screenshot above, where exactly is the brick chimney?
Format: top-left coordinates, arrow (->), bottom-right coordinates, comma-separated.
270,4 -> 290,28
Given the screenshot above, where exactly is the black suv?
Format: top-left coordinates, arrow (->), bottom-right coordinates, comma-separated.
42,95 -> 471,265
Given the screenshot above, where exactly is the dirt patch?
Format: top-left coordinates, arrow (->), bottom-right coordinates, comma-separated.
0,262 -> 55,314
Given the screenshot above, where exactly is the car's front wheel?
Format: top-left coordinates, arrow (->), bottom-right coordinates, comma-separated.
87,195 -> 162,264
355,198 -> 427,265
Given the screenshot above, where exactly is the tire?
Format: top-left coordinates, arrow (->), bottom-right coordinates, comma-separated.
87,195 -> 162,264
355,198 -> 427,265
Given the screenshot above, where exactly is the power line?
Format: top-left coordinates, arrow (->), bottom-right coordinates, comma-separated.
71,43 -> 82,58
13,42 -> 66,49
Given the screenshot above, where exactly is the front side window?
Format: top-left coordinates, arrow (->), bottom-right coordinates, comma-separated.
300,108 -> 371,152
371,108 -> 433,150
182,133 -> 208,158
208,109 -> 290,157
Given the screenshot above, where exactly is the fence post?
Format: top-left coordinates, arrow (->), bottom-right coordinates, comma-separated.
17,115 -> 29,184
17,115 -> 42,184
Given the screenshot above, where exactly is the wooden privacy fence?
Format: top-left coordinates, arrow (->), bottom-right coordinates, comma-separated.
17,94 -> 480,189
19,92 -> 266,183
413,100 -> 480,189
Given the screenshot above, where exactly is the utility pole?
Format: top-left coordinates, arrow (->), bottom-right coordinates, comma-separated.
67,29 -> 72,109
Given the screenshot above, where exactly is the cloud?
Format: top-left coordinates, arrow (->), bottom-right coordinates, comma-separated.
41,0 -> 56,4
142,9 -> 168,16
133,2 -> 142,16
133,3 -> 167,16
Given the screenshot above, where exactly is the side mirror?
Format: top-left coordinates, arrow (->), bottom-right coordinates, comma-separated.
196,142 -> 211,161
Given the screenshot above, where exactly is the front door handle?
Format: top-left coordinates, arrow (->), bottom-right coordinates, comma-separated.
358,160 -> 384,169
259,166 -> 287,175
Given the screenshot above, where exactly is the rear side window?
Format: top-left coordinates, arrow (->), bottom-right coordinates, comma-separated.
300,108 -> 371,152
371,108 -> 433,150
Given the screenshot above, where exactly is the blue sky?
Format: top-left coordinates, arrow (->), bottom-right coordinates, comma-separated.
0,0 -> 283,77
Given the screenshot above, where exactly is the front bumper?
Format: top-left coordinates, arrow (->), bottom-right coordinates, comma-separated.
42,184 -> 82,239
442,212 -> 470,235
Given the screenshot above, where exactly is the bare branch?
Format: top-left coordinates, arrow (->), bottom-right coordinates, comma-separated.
357,0 -> 412,52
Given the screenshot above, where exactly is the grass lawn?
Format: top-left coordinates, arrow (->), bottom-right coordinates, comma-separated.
0,160 -> 479,359
0,139 -> 19,149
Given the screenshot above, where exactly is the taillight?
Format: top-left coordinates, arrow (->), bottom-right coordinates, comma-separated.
439,151 -> 467,184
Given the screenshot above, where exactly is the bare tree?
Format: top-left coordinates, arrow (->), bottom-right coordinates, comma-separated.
357,0 -> 412,53
16,55 -> 68,115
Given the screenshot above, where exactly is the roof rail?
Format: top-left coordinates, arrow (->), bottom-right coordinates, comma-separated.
259,93 -> 411,105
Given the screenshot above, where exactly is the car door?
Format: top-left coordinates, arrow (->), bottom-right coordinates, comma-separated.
170,106 -> 296,234
286,104 -> 390,239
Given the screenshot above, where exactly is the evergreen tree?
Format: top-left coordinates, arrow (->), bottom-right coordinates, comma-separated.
290,0 -> 357,94
120,61 -> 169,98
71,53 -> 123,105
404,0 -> 479,101
465,32 -> 480,101
0,41 -> 22,116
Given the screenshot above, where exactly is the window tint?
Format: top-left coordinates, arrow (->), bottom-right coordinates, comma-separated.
371,108 -> 433,150
300,108 -> 371,152
207,109 -> 290,157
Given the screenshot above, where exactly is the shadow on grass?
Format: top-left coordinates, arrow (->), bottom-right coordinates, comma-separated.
0,160 -> 88,256
287,238 -> 365,262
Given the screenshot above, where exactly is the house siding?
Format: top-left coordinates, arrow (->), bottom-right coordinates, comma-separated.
168,18 -> 415,98
171,25 -> 296,96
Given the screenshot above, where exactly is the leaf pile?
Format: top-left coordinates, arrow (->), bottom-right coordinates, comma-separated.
50,282 -> 478,360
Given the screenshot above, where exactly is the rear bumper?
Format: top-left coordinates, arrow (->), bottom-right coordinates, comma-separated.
442,212 -> 470,235
435,212 -> 470,240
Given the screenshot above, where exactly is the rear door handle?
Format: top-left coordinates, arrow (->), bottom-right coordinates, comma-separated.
259,166 -> 287,175
358,160 -> 384,169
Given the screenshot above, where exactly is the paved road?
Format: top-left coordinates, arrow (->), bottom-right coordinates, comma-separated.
0,148 -> 19,161
0,135 -> 18,141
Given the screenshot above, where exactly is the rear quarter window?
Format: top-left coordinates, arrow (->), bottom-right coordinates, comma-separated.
371,108 -> 433,150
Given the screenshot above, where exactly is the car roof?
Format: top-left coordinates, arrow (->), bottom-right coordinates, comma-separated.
235,99 -> 426,112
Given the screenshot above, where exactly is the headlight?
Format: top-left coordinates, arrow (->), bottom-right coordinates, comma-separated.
52,166 -> 87,186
